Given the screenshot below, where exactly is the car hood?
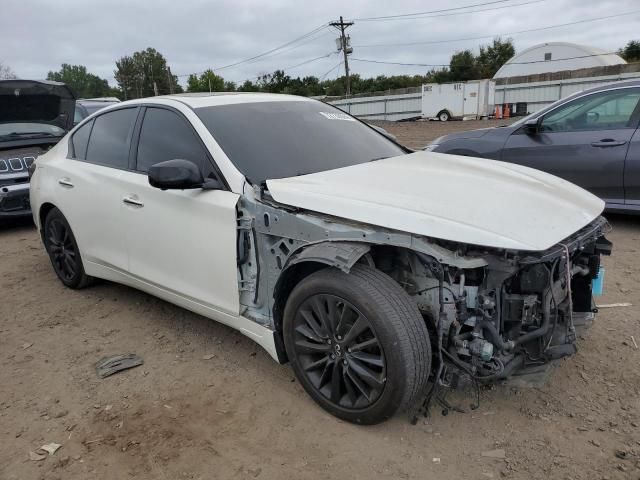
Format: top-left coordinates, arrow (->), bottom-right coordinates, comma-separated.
432,125 -> 514,145
266,152 -> 604,251
0,80 -> 76,133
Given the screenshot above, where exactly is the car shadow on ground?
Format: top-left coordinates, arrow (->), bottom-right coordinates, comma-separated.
0,216 -> 35,233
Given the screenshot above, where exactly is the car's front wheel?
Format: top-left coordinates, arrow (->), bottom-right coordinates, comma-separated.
43,207 -> 93,289
283,264 -> 431,424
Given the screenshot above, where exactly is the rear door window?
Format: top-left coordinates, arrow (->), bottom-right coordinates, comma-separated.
71,119 -> 93,160
85,108 -> 137,168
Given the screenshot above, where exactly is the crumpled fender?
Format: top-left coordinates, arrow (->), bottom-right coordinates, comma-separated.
283,241 -> 370,273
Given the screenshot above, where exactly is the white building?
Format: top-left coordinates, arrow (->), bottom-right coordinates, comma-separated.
493,42 -> 626,79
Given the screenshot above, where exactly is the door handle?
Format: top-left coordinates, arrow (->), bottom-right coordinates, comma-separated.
591,139 -> 627,147
122,195 -> 144,208
58,178 -> 74,188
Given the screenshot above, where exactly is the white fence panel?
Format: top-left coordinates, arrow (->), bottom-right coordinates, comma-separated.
329,93 -> 422,121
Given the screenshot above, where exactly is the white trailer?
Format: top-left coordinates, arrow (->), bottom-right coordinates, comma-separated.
421,80 -> 495,121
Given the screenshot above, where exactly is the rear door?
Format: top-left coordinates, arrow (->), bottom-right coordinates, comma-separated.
120,106 -> 240,315
500,86 -> 640,205
51,107 -> 138,271
463,82 -> 479,117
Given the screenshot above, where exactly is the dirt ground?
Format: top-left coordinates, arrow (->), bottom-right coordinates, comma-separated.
371,118 -> 514,150
1,119 -> 640,480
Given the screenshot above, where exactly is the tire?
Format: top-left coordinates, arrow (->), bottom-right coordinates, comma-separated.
438,110 -> 450,122
43,207 -> 93,289
283,264 -> 431,424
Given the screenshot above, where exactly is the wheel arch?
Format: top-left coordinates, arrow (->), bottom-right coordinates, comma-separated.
271,242 -> 372,357
38,202 -> 58,241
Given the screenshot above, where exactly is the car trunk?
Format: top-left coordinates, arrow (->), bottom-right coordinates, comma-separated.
0,80 -> 76,132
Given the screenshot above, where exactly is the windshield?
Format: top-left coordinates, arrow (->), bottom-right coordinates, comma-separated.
0,122 -> 65,137
195,100 -> 405,184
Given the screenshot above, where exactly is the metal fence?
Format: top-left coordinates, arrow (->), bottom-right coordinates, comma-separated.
328,92 -> 422,121
494,71 -> 640,113
328,64 -> 640,120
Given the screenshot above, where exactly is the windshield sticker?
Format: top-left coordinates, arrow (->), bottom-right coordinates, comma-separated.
318,112 -> 356,122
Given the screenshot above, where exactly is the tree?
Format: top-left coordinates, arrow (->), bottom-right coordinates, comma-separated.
114,48 -> 181,99
237,80 -> 260,92
257,69 -> 291,93
0,60 -> 17,80
46,64 -> 114,98
114,56 -> 140,99
186,70 -> 225,92
619,40 -> 640,62
477,37 -> 515,78
449,50 -> 479,81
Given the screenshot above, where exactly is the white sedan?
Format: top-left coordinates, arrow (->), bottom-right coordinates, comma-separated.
30,93 -> 611,424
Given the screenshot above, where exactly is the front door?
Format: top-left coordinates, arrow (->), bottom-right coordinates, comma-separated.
501,86 -> 640,205
121,106 -> 240,315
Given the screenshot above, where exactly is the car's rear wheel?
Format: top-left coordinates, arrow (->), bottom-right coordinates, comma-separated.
43,208 -> 93,289
283,264 -> 431,424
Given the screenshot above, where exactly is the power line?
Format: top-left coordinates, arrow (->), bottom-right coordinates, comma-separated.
235,27 -> 334,68
320,61 -> 343,81
350,51 -> 623,68
356,0 -> 548,22
282,52 -> 337,71
214,23 -> 329,71
354,0 -> 516,21
356,0 -> 546,22
173,25 -> 331,79
354,10 -> 640,48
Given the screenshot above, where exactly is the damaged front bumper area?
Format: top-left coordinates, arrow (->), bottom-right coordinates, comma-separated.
406,216 -> 612,389
239,188 -> 611,393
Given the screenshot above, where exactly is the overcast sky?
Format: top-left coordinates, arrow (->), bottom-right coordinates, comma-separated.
2,0 -> 638,87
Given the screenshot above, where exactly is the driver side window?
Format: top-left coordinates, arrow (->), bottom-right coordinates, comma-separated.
541,88 -> 640,133
136,107 -> 216,178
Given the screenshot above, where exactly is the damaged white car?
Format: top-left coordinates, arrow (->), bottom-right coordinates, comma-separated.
30,93 -> 612,424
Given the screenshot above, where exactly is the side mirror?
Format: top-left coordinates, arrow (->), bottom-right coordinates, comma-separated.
148,159 -> 221,190
523,117 -> 541,135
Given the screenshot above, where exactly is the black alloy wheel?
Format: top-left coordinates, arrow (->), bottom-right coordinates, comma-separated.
43,208 -> 93,289
46,217 -> 78,282
283,265 -> 432,424
291,293 -> 386,409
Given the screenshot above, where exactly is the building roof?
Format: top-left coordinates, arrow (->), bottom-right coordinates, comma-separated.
494,42 -> 626,79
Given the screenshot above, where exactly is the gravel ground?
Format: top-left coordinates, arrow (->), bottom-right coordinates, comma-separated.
1,119 -> 639,480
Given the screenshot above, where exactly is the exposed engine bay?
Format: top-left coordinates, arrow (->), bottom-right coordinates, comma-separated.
380,217 -> 611,410
236,188 -> 612,418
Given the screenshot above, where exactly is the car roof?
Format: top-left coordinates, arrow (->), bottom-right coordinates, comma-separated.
120,92 -> 314,109
579,78 -> 640,95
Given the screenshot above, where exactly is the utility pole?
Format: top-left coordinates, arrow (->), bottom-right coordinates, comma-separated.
167,67 -> 174,94
330,16 -> 354,96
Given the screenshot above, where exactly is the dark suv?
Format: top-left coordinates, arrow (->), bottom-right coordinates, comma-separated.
0,80 -> 76,219
425,80 -> 640,213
